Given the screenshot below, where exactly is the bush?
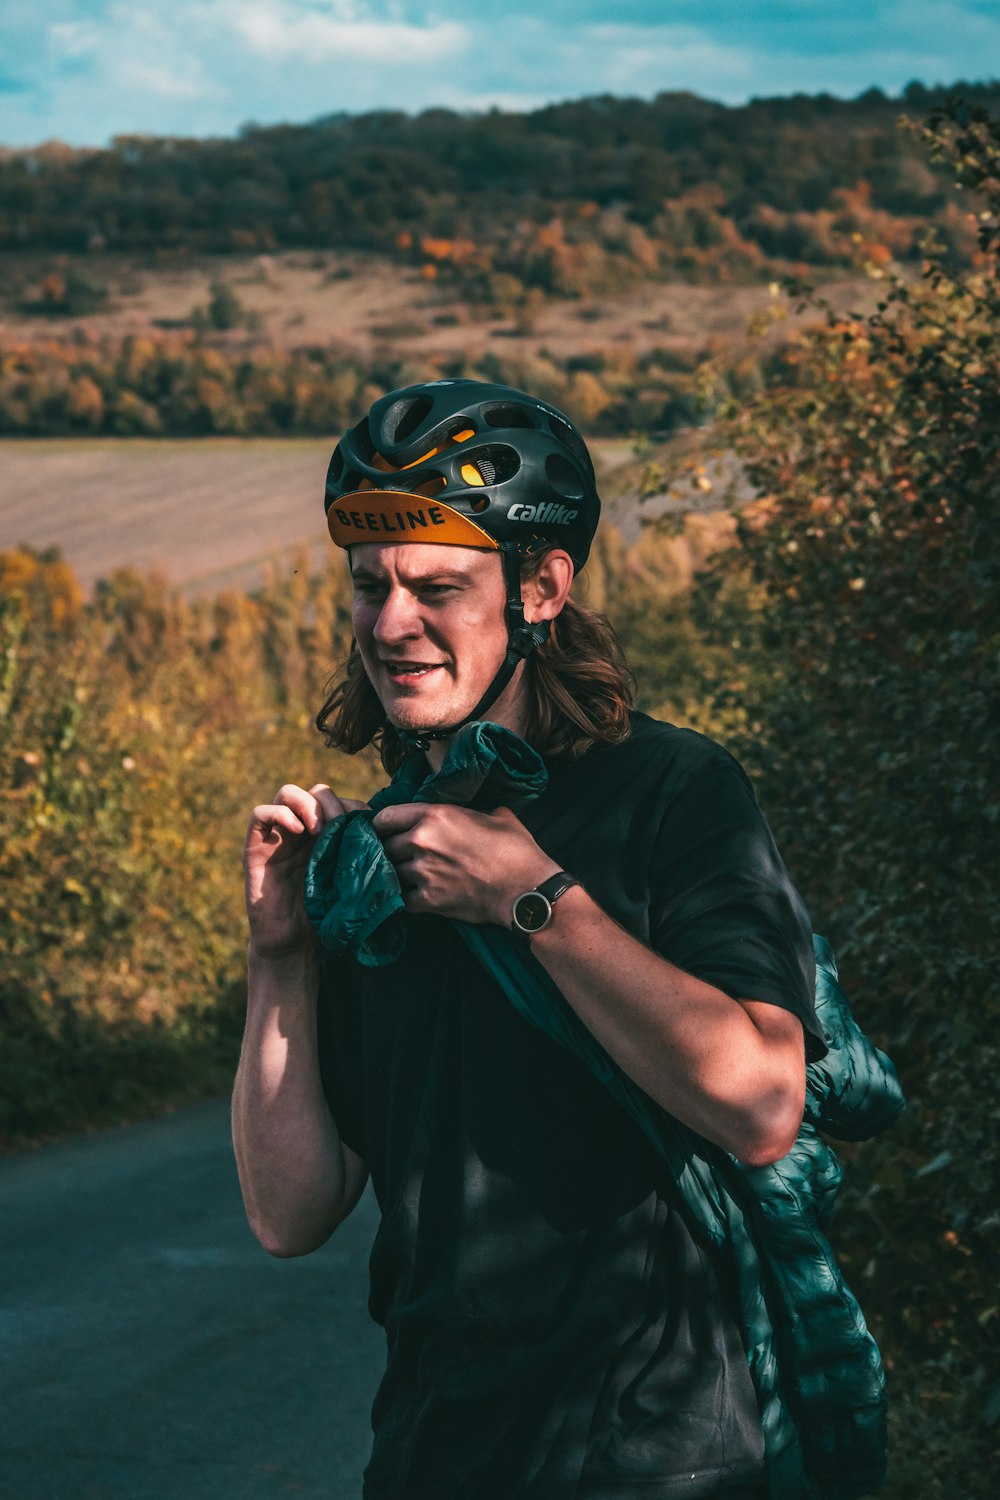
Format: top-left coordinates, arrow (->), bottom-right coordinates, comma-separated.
0,545 -> 374,1146
687,100 -> 1000,1496
20,268 -> 109,318
0,330 -> 754,439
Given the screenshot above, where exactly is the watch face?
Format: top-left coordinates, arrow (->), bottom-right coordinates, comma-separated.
513,892 -> 551,933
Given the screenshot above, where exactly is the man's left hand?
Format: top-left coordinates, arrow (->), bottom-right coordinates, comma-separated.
371,804 -> 560,926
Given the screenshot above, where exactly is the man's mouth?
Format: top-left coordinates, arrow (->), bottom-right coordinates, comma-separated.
382,661 -> 444,680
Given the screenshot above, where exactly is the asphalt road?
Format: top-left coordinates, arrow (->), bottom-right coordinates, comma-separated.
0,1100 -> 384,1500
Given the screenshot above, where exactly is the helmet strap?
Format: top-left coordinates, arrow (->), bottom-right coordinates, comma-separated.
395,547 -> 550,752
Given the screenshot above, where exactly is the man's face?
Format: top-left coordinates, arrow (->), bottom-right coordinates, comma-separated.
350,542 -> 512,735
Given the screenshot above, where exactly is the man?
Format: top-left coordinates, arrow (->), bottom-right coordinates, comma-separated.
233,380 -> 827,1499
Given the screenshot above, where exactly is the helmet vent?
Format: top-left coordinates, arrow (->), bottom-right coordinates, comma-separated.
483,403 -> 536,430
469,444 -> 520,485
547,413 -> 591,471
385,395 -> 433,444
545,453 -> 586,502
327,447 -> 344,482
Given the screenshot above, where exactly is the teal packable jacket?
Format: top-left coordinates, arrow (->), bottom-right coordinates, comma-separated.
305,723 -> 904,1500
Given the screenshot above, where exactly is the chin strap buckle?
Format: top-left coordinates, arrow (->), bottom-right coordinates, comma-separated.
507,618 -> 551,658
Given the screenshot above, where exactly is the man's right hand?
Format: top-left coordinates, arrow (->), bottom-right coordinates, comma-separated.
243,783 -> 369,958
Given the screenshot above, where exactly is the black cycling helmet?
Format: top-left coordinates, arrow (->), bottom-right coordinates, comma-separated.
324,379 -> 601,748
324,378 -> 600,570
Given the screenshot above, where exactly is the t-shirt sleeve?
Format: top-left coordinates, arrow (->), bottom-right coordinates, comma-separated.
648,759 -> 827,1062
315,950 -> 366,1156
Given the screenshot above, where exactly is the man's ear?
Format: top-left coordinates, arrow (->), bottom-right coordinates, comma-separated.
523,549 -> 574,624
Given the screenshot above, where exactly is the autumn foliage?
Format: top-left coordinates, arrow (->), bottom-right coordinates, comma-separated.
682,100 -> 1000,1497
0,328 -> 764,438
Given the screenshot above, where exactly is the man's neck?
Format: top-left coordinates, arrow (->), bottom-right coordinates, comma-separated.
416,671 -> 530,773
424,740 -> 448,773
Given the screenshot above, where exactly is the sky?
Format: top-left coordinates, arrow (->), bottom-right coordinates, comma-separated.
0,0 -> 997,148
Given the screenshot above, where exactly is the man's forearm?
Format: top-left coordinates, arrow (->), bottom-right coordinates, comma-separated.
232,943 -> 358,1256
528,886 -> 805,1165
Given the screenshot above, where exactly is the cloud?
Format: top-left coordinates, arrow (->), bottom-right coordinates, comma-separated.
235,2 -> 468,63
49,7 -> 212,102
567,22 -> 754,95
125,63 -> 206,101
422,15 -> 757,112
0,0 -> 997,148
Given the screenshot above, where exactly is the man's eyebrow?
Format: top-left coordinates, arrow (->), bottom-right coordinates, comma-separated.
351,565 -> 474,584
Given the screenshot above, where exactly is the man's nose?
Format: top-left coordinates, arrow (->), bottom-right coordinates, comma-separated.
373,587 -> 422,645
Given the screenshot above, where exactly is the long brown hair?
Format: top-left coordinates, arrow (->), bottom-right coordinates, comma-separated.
315,550 -> 635,773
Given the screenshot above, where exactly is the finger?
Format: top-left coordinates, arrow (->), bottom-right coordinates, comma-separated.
249,804 -> 308,839
307,784 -> 350,821
306,786 -> 371,824
400,880 -> 431,912
273,784 -> 325,835
310,792 -> 370,816
371,803 -> 429,835
379,834 -> 417,871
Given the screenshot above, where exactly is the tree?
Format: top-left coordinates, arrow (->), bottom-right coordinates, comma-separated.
693,100 -> 1000,1496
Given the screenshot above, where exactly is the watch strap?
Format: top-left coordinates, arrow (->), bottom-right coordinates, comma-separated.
534,871 -> 579,905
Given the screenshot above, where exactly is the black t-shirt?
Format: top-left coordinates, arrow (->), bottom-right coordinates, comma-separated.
317,713 -> 824,1500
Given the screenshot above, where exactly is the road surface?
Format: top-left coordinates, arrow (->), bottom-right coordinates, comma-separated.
0,1100 -> 384,1500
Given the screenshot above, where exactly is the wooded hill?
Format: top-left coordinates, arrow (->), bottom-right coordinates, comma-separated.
3,82 -> 999,284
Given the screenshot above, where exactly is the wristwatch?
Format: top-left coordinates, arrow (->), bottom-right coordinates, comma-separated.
511,871 -> 579,940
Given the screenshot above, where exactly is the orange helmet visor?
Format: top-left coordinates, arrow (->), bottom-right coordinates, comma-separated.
327,490 -> 499,551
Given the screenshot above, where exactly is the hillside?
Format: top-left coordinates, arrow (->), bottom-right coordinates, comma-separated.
0,250 -> 883,441
3,84 -> 997,284
3,85 -> 994,443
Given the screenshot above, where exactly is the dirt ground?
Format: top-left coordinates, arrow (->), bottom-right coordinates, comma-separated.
0,250 -> 879,366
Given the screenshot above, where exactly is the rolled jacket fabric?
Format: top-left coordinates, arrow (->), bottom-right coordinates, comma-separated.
304,721 -> 904,1500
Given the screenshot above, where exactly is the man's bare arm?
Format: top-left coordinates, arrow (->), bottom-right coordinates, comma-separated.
233,784 -> 369,1257
233,943 -> 368,1257
524,885 -> 805,1166
373,802 -> 805,1167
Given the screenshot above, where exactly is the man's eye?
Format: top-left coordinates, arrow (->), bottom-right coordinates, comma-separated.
421,585 -> 457,598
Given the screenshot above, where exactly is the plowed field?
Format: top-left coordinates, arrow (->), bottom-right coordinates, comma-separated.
0,438 -> 333,594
